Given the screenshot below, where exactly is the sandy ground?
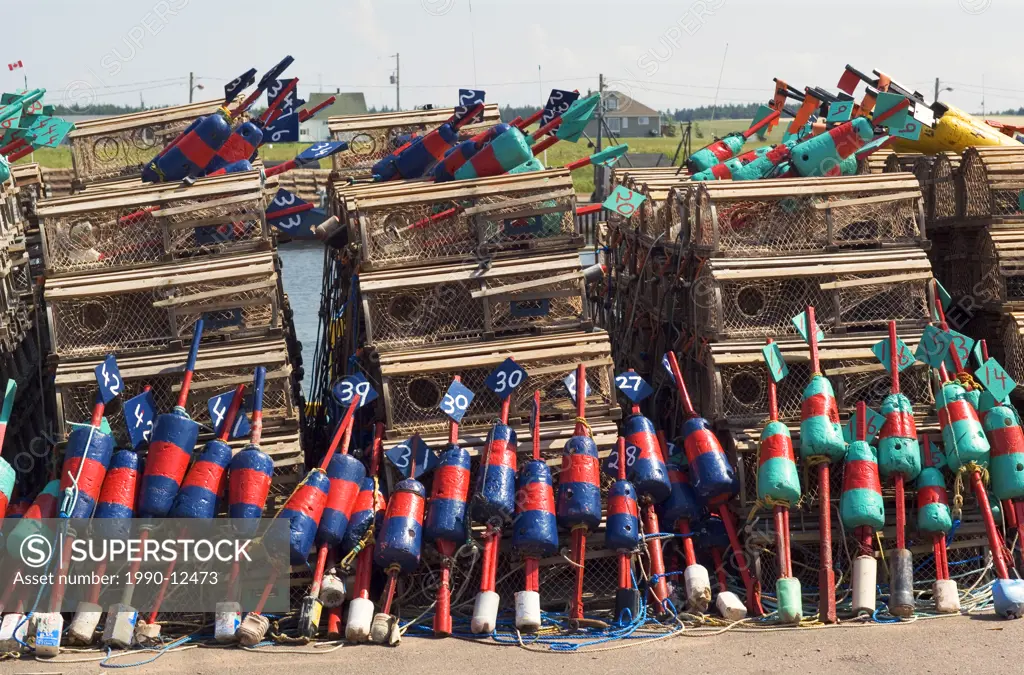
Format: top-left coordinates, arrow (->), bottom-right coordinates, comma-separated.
2,615 -> 1022,674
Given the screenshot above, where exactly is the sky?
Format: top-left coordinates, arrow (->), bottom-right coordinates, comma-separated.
5,0 -> 1022,115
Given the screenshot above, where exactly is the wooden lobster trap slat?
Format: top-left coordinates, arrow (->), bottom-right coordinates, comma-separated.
360,252 -> 590,352
694,248 -> 934,340
45,251 -> 281,359
998,312 -> 1024,398
699,333 -> 934,427
693,174 -> 925,257
376,330 -> 617,436
36,171 -> 270,275
857,148 -> 894,174
959,146 -> 1024,220
67,98 -> 228,185
338,170 -> 579,270
53,339 -> 297,443
326,104 -> 502,177
882,152 -> 924,174
930,152 -> 962,222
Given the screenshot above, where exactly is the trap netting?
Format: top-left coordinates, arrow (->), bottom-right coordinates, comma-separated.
975,230 -> 1024,306
68,100 -> 225,184
358,188 -> 576,269
705,355 -> 933,427
694,185 -> 922,257
1000,315 -> 1024,390
380,351 -> 614,436
959,147 -> 1024,220
363,266 -> 587,352
694,264 -> 930,341
47,274 -> 279,359
39,188 -> 268,276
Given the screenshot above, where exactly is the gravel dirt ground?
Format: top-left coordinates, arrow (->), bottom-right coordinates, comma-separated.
3,615 -> 1022,674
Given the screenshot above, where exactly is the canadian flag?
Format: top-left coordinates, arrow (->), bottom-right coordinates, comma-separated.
8,60 -> 23,71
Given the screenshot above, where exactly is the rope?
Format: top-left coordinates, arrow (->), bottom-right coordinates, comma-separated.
951,462 -> 989,519
573,417 -> 592,435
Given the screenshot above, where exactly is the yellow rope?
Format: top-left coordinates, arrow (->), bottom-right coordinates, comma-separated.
952,462 -> 989,519
573,416 -> 592,435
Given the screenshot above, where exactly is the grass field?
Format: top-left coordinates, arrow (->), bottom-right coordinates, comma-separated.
7,119 -> 793,194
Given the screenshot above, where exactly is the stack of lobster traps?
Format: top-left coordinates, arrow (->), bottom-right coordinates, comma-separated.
305,108 -> 632,609
918,146 -> 1024,402
27,102 -> 308,506
0,164 -> 52,477
601,166 -> 690,401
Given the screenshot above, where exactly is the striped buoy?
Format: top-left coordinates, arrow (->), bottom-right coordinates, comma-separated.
170,383 -> 244,520
556,434 -> 602,530
680,416 -> 736,506
799,375 -> 845,462
605,478 -> 640,551
624,413 -> 671,503
95,450 -> 141,521
937,380 -> 990,471
840,440 -> 885,530
228,367 -> 274,530
6,480 -> 60,556
139,322 -> 205,518
0,380 -> 16,519
757,421 -> 800,506
425,443 -> 472,544
5,496 -> 30,519
986,405 -> 1024,501
472,410 -> 518,525
917,466 -> 953,534
374,478 -> 426,574
319,452 -> 366,547
279,470 -> 331,565
59,424 -> 115,519
878,392 -> 921,480
512,458 -> 558,558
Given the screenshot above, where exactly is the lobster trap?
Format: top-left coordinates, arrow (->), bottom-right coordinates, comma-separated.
693,247 -> 934,340
67,98 -> 229,185
53,338 -> 298,443
375,330 -> 617,436
972,223 -> 1024,310
36,170 -> 270,275
959,146 -> 1024,221
360,251 -> 591,352
336,170 -> 579,270
998,312 -> 1024,391
699,333 -> 934,427
326,104 -> 502,177
692,174 -> 925,257
44,251 -> 282,359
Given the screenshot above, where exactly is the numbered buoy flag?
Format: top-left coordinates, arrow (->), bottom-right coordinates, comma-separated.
385,435 -> 439,480
125,390 -> 156,450
661,353 -> 676,384
485,358 -> 527,399
872,337 -> 916,373
208,390 -> 251,440
915,325 -> 952,369
615,371 -> 654,403
440,380 -> 475,423
94,354 -> 122,404
762,342 -> 789,383
843,406 -> 885,444
976,358 -> 1017,403
791,311 -> 824,344
602,185 -> 646,219
332,373 -> 377,409
563,370 -> 591,404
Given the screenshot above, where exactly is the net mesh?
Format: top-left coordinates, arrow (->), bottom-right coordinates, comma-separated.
329,120 -> 495,176
41,195 -> 267,275
695,189 -> 920,257
960,152 -> 994,219
365,272 -> 585,351
49,276 -> 279,359
696,266 -> 930,340
931,155 -> 960,222
384,359 -> 613,436
710,359 -> 933,426
359,190 -> 576,268
70,118 -> 196,184
1001,318 -> 1024,387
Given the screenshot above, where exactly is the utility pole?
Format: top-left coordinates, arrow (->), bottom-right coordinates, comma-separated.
595,74 -> 605,200
390,53 -> 400,111
189,71 -> 194,103
934,77 -> 939,105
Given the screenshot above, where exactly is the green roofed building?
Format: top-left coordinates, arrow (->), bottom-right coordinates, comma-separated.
300,91 -> 368,141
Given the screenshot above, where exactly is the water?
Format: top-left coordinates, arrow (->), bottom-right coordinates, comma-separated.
277,241 -> 326,397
